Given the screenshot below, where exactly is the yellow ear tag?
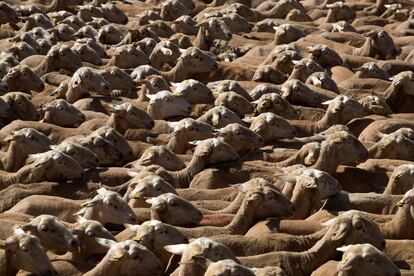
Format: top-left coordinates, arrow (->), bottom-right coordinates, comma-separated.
133,234 -> 141,241
0,240 -> 5,247
339,258 -> 348,264
111,251 -> 124,261
134,192 -> 142,199
397,199 -> 405,207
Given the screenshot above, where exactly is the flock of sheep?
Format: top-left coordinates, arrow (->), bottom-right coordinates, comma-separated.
1,0 -> 414,274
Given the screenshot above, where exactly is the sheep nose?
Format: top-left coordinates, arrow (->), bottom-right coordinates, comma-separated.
69,237 -> 80,249
381,240 -> 386,250
129,216 -> 137,223
258,136 -> 264,144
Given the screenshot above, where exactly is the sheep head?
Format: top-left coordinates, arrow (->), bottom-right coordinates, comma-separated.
43,99 -> 86,127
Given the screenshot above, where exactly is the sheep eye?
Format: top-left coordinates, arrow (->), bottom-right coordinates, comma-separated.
21,246 -> 29,252
170,200 -> 178,206
113,205 -> 118,209
40,225 -> 48,231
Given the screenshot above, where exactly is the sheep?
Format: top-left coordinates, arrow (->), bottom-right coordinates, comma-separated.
193,18 -> 232,51
214,91 -> 254,117
198,106 -> 243,128
53,67 -> 110,103
79,103 -> 154,135
82,239 -> 162,276
254,93 -> 298,119
118,220 -> 188,269
383,164 -> 414,195
133,146 -> 186,171
214,123 -> 263,155
51,141 -> 99,169
124,174 -> 177,208
146,90 -> 191,120
2,65 -> 44,93
0,230 -> 57,276
171,79 -> 215,104
0,128 -> 52,172
173,185 -> 294,238
72,42 -> 103,65
42,99 -> 86,127
289,95 -> 365,137
163,237 -> 238,276
238,211 -> 385,273
7,187 -> 137,224
0,2 -> 19,30
367,128 -> 414,161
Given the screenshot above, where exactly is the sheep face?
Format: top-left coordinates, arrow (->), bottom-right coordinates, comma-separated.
223,13 -> 251,33
79,135 -> 123,166
52,23 -> 76,41
274,24 -> 305,45
164,238 -> 236,276
1,232 -> 57,275
113,46 -> 149,69
326,2 -> 356,23
91,126 -> 133,161
391,71 -> 414,96
0,61 -> 12,78
80,188 -> 138,225
74,25 -> 98,40
100,67 -> 136,91
4,127 -> 52,154
112,103 -> 154,130
160,0 -> 191,21
20,215 -> 80,255
147,21 -> 175,38
281,79 -> 321,107
321,131 -> 368,165
211,80 -> 251,101
171,16 -> 198,35
72,43 -> 102,65
252,65 -> 287,84
37,39 -> 53,55
290,59 -> 325,83
180,47 -> 218,73
77,38 -> 108,58
101,4 -> 128,25
354,63 -> 389,80
198,106 -> 242,128
72,67 -> 111,95
129,220 -> 187,256
171,79 -> 215,104
323,96 -> 366,124
6,42 -> 37,61
46,45 -> 82,73
387,165 -> 414,195
324,211 -> 385,250
214,123 -> 263,153
271,51 -> 301,75
53,142 -> 99,169
308,45 -> 343,67
336,244 -> 400,276
136,146 -> 185,171
70,218 -> 115,256
365,30 -> 398,59
306,72 -> 339,93
192,138 -> 240,165
147,91 -> 191,120
98,24 -> 124,45
127,174 -> 177,208
0,2 -> 19,27
255,93 -> 297,119
358,95 -> 392,116
370,128 -> 414,160
43,99 -> 86,127
147,193 -> 202,226
3,66 -> 44,93
202,19 -> 232,41
249,112 -> 296,143
150,41 -> 182,68
204,259 -> 255,276
96,239 -> 162,275
59,15 -> 85,31
2,92 -> 40,121
215,91 -> 254,117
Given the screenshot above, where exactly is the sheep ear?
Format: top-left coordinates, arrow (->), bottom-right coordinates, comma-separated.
75,215 -> 88,224
13,227 -> 26,236
146,93 -> 156,100
160,47 -> 172,56
384,4 -> 391,8
72,73 -> 82,88
321,99 -> 332,106
337,245 -> 352,253
97,187 -> 108,196
95,237 -> 116,248
167,121 -> 179,129
178,48 -> 186,54
242,117 -> 254,124
0,239 -> 18,250
127,171 -> 139,178
164,243 -> 188,255
331,222 -> 350,241
291,60 -> 301,65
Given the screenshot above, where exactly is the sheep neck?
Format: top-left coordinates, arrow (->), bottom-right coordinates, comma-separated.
167,136 -> 188,154
383,204 -> 414,239
33,57 -> 54,76
289,230 -> 341,274
353,37 -> 375,58
382,82 -> 404,110
4,250 -> 18,276
82,206 -> 107,225
167,154 -> 207,188
290,187 -> 319,220
160,58 -> 189,82
194,27 -> 211,51
311,146 -> 339,175
313,109 -> 340,134
2,141 -> 24,172
226,199 -> 259,235
106,113 -> 126,135
66,84 -> 88,104
83,255 -> 119,276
